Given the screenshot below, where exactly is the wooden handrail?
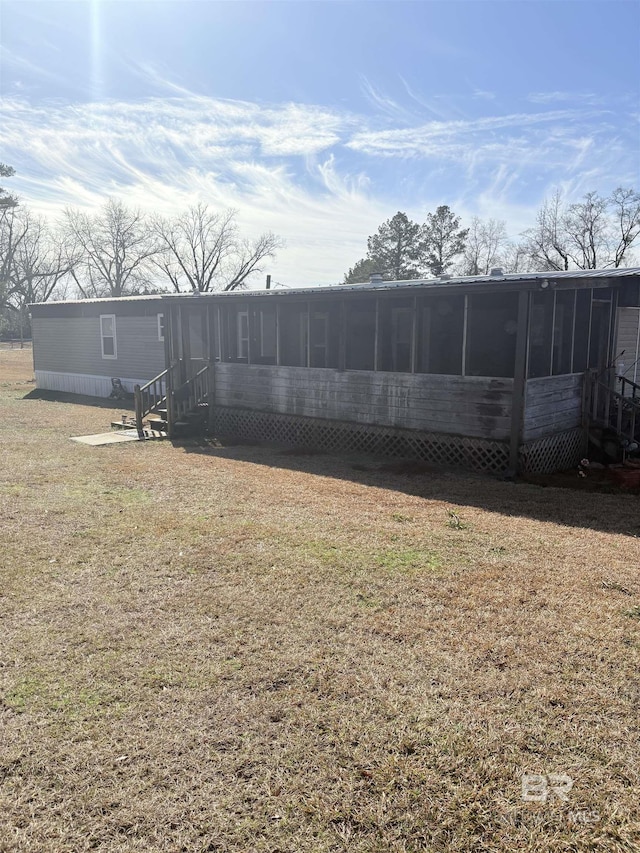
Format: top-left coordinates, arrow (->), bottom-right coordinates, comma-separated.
172,363 -> 210,422
134,362 -> 211,438
588,371 -> 640,445
134,369 -> 168,437
618,374 -> 640,400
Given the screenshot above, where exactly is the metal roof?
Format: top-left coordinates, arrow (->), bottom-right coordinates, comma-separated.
30,267 -> 640,308
30,293 -> 165,308
164,266 -> 640,299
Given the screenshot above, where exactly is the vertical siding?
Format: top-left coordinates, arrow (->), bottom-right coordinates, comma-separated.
523,374 -> 583,441
214,364 -> 513,439
34,370 -> 154,398
32,315 -> 165,381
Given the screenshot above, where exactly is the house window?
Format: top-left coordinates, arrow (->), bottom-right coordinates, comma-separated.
100,314 -> 117,359
237,311 -> 249,359
157,313 -> 165,342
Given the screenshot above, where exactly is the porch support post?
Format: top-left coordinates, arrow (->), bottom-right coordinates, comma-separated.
180,303 -> 191,382
373,297 -> 380,371
206,301 -> 215,433
508,290 -> 530,476
410,295 -> 418,374
338,299 -> 347,371
165,302 -> 176,439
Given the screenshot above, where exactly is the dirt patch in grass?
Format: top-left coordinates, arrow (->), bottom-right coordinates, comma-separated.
1,349 -> 639,852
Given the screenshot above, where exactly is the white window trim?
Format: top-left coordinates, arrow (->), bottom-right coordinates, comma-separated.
157,313 -> 165,342
100,314 -> 117,360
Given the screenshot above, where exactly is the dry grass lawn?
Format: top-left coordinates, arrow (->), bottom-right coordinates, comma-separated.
1,346 -> 639,852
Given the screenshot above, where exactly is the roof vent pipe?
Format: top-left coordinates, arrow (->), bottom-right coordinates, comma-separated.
439,274 -> 451,281
369,273 -> 384,284
490,268 -> 504,277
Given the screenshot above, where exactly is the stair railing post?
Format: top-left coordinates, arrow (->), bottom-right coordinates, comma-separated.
166,364 -> 174,438
134,385 -> 143,438
208,361 -> 215,433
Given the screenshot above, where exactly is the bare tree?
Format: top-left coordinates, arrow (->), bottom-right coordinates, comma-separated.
10,210 -> 73,301
524,187 -> 640,271
1,205 -> 28,292
563,191 -> 609,269
523,190 -> 571,271
152,204 -> 283,292
1,205 -> 30,336
0,163 -> 18,210
610,187 -> 640,268
63,198 -> 159,298
461,217 -> 508,275
500,241 -> 533,274
1,207 -> 74,340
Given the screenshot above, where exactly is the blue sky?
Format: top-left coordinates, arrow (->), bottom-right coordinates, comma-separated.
1,0 -> 639,285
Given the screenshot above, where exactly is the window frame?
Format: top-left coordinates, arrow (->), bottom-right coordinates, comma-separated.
157,313 -> 165,342
100,314 -> 117,360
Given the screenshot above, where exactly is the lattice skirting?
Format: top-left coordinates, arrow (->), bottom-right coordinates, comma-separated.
519,427 -> 586,474
211,407 -> 511,473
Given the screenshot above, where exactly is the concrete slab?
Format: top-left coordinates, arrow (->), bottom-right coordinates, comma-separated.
71,430 -> 143,446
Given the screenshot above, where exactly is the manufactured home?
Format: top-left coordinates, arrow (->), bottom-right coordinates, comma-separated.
30,269 -> 640,474
30,295 -> 166,398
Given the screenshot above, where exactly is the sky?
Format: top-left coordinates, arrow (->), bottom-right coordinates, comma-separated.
1,0 -> 639,286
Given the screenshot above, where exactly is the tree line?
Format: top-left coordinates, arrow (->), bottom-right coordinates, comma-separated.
2,160 -> 640,338
343,190 -> 640,283
0,165 -> 283,338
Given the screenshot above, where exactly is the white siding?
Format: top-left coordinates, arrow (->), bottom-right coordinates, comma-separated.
34,370 -> 155,398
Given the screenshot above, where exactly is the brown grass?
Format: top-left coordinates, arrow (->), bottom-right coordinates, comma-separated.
1,349 -> 639,852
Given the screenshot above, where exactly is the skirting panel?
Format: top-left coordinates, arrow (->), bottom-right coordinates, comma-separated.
212,406 -> 511,473
519,427 -> 586,474
35,370 -> 151,398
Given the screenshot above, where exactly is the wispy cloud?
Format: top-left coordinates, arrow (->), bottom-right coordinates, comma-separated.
0,94 -> 387,284
527,91 -> 605,105
359,75 -> 417,124
2,89 -> 636,284
473,90 -> 496,101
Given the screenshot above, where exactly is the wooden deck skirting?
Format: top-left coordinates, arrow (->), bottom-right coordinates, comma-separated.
139,360 -> 589,474
212,405 -> 512,473
213,364 -> 515,441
